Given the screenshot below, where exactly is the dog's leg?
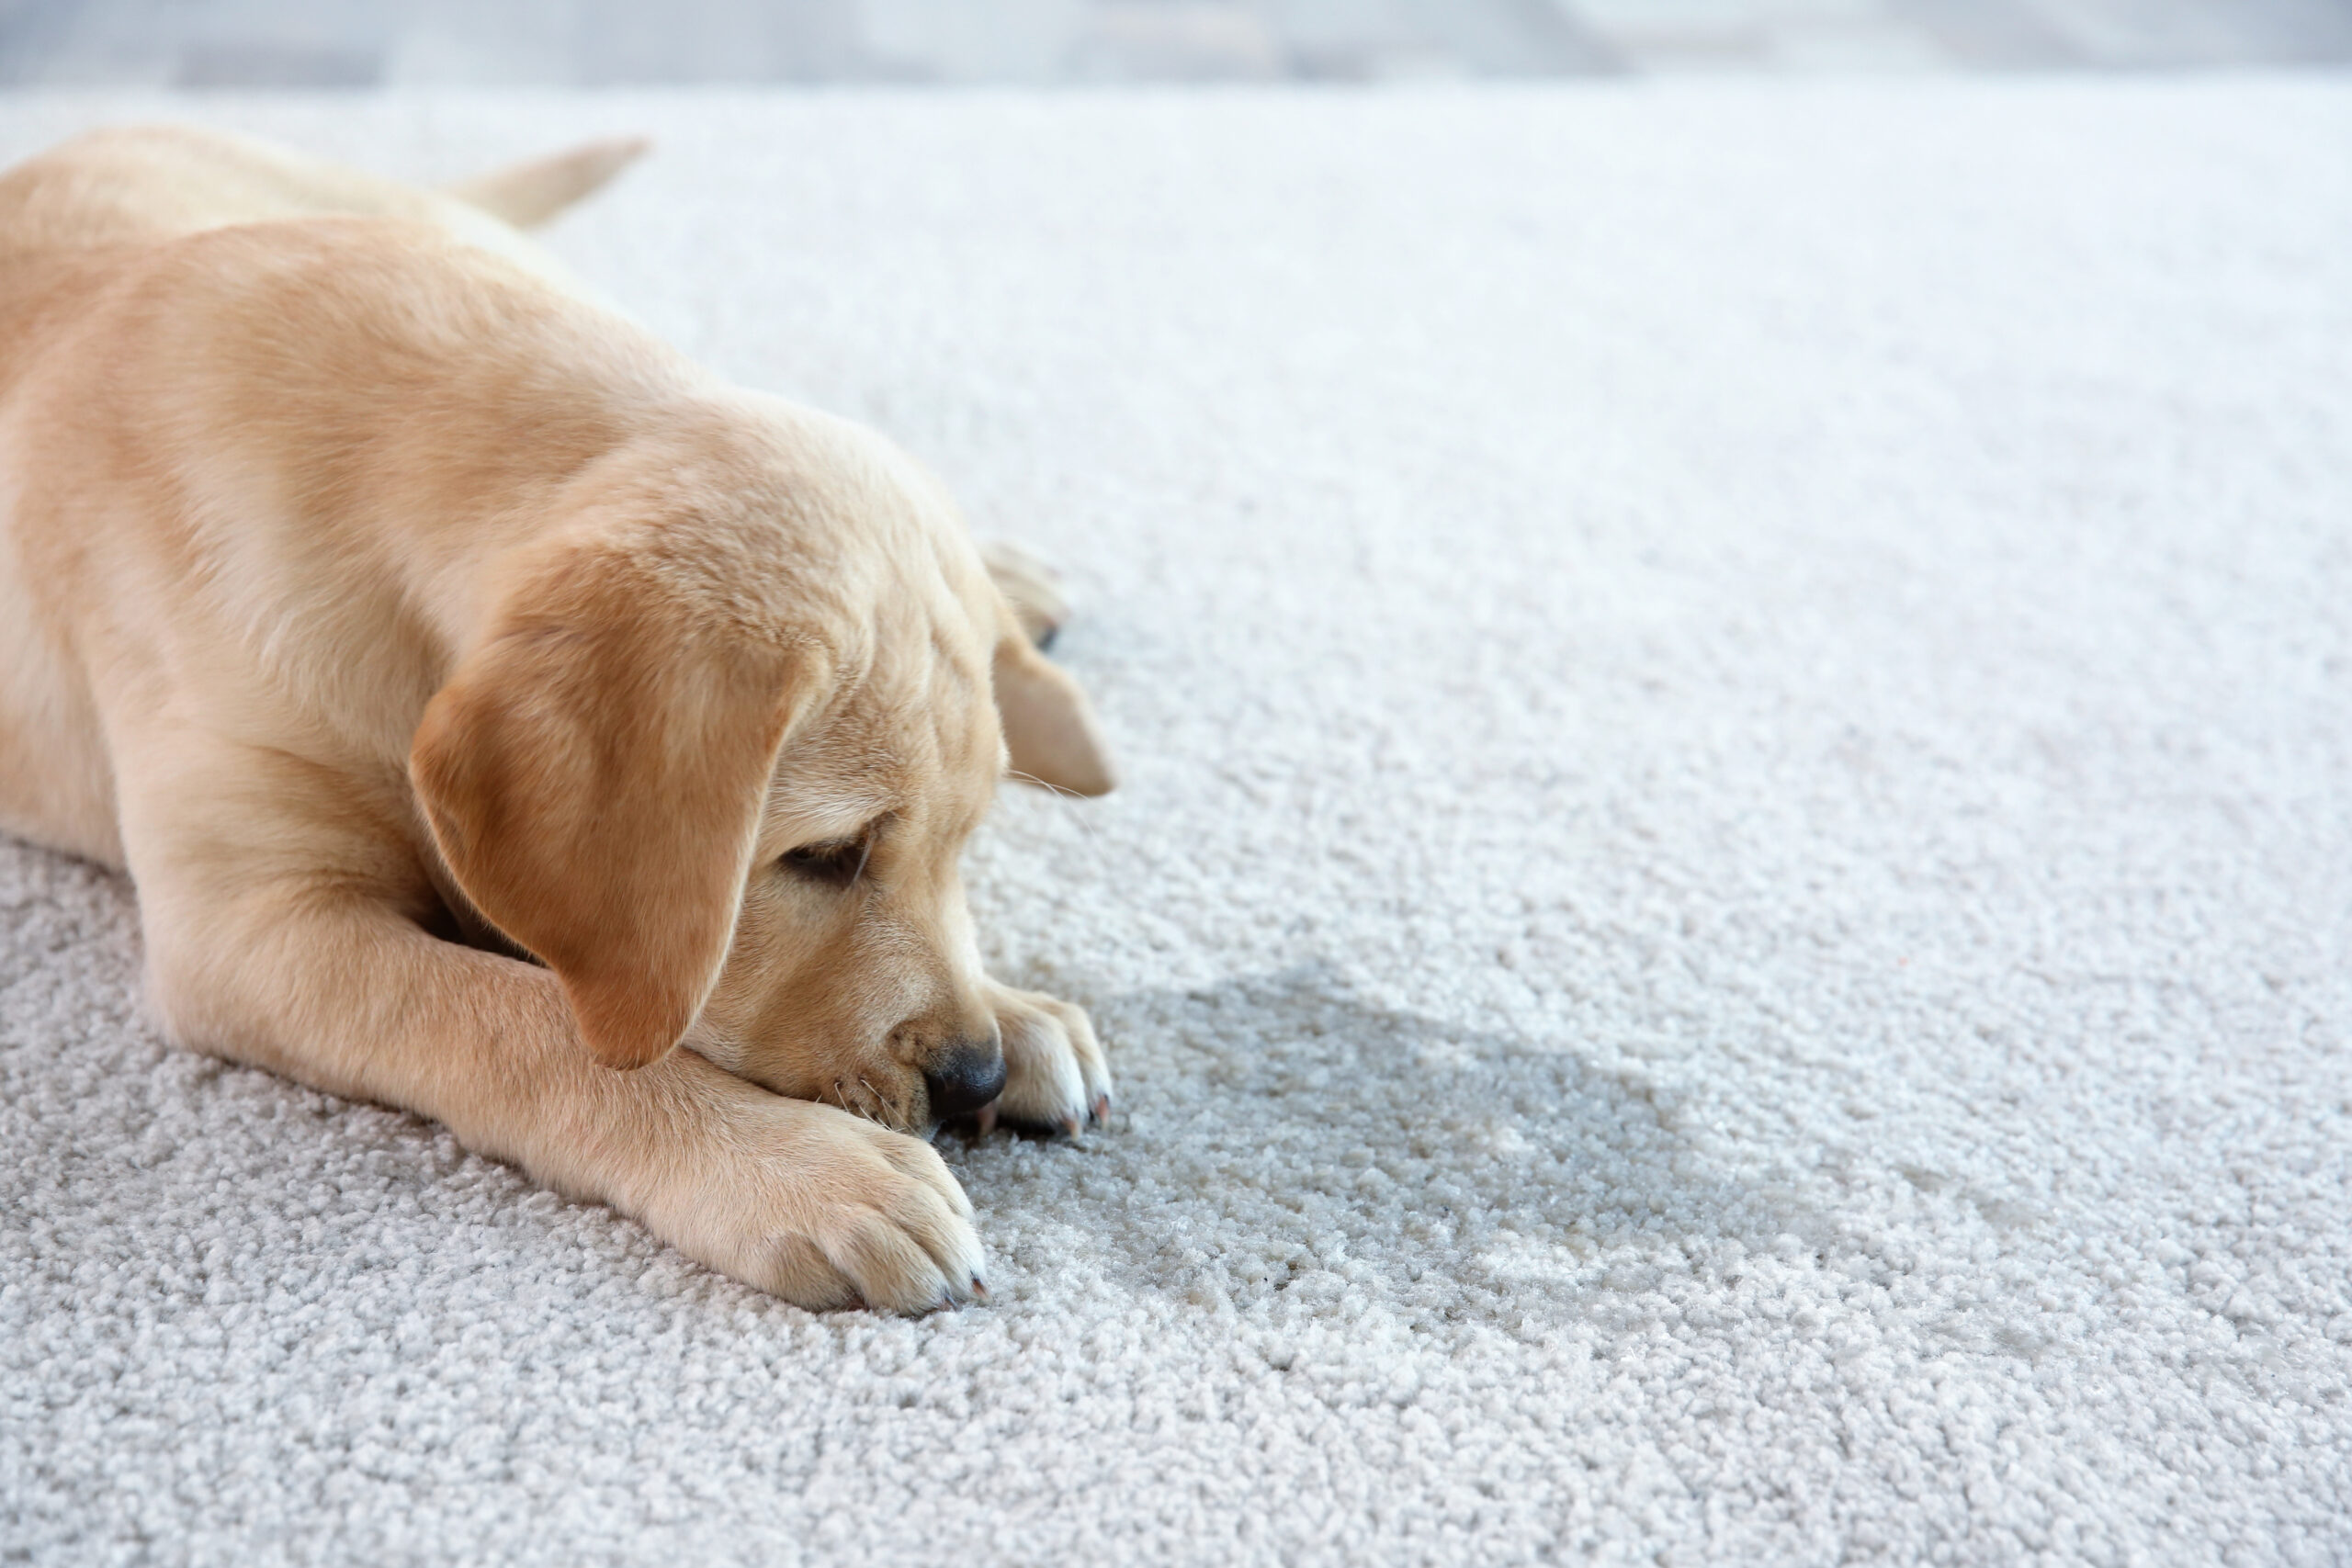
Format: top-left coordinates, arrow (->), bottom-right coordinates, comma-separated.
983,981 -> 1113,1135
116,734 -> 984,1313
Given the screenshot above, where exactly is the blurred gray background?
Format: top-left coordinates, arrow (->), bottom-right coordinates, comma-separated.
0,0 -> 2344,86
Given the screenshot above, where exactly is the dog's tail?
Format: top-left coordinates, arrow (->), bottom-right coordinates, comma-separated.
446,136 -> 650,229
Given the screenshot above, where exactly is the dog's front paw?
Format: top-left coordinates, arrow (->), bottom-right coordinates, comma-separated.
647,1090 -> 985,1314
980,982 -> 1111,1135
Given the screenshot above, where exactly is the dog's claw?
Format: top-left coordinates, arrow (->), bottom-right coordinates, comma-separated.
1059,1114 -> 1082,1138
975,1103 -> 998,1136
970,1275 -> 988,1300
1090,1093 -> 1111,1127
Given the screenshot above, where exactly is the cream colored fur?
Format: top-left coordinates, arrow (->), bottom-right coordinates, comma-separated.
0,125 -> 1116,1314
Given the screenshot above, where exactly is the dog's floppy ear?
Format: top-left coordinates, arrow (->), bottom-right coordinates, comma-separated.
993,619 -> 1115,797
411,562 -> 808,1070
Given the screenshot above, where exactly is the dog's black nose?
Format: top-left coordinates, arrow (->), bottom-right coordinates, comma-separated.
922,1040 -> 1007,1120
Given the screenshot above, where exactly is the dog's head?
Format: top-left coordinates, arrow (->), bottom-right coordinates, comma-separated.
408,401 -> 1111,1131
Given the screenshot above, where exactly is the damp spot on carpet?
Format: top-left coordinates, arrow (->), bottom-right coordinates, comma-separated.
944,963 -> 1841,1343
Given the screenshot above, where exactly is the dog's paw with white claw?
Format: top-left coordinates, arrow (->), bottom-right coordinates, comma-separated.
978,981 -> 1111,1136
648,1089 -> 987,1314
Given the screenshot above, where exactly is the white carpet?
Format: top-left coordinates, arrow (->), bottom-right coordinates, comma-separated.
4,82 -> 2350,1565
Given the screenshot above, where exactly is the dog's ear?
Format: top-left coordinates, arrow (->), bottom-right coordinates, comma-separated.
993,621 -> 1115,797
411,565 -> 808,1070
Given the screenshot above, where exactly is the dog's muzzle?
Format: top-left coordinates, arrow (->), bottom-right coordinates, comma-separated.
922,1038 -> 1007,1120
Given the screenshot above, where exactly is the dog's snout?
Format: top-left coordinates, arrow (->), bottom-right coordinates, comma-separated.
922,1037 -> 1007,1120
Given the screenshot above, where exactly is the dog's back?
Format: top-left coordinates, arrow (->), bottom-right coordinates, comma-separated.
0,126 -> 648,866
0,124 -> 641,291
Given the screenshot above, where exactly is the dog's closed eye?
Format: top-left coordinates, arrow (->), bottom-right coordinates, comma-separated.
778,830 -> 876,888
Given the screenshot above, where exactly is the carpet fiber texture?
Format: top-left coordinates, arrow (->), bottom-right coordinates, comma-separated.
3,83 -> 2350,1566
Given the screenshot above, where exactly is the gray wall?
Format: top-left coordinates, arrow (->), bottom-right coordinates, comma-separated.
0,0 -> 2345,87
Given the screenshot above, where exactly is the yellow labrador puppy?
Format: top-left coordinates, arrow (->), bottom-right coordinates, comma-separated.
0,126 -> 1117,1314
